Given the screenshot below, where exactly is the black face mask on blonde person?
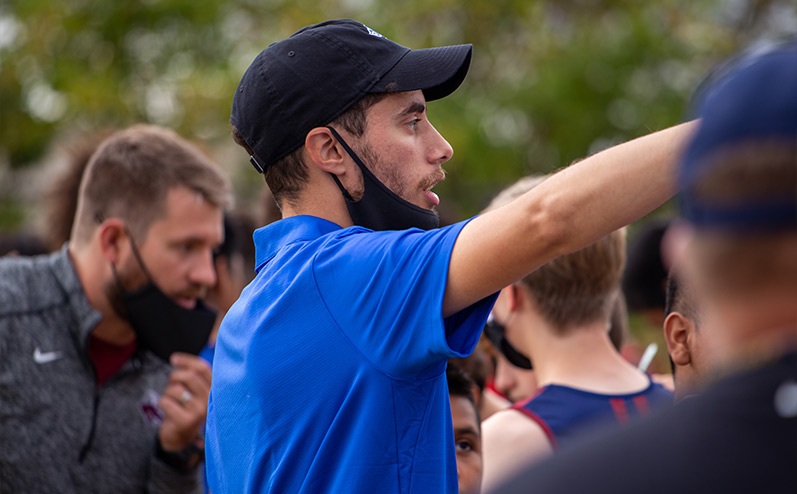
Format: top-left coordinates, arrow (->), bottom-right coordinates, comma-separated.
326,126 -> 440,231
111,229 -> 216,363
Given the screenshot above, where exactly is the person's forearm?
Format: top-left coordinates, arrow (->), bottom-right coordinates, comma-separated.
534,121 -> 696,257
443,121 -> 695,317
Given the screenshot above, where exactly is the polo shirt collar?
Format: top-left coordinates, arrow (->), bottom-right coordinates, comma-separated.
253,215 -> 343,273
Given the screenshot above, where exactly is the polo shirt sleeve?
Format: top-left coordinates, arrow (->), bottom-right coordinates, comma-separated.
312,219 -> 496,380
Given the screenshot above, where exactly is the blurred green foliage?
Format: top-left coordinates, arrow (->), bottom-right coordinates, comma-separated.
1,0 -> 795,231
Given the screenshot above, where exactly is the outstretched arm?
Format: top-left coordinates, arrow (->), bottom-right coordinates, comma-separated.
444,121 -> 695,317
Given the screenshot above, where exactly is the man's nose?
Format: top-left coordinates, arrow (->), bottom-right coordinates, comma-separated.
191,250 -> 218,288
427,122 -> 453,165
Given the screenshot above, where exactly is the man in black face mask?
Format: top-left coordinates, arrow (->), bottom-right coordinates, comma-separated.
207,19 -> 697,494
0,124 -> 232,493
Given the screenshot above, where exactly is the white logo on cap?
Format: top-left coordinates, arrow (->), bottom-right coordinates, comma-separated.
363,24 -> 385,39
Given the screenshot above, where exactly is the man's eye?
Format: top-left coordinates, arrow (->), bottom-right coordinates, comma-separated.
177,242 -> 199,254
408,118 -> 421,129
455,440 -> 473,452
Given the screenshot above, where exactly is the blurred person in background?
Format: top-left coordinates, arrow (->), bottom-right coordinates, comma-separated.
621,218 -> 672,328
663,269 -> 721,401
451,340 -> 513,420
448,364 -> 484,494
496,41 -> 797,494
620,218 -> 673,373
481,176 -> 673,490
0,125 -> 232,493
0,231 -> 47,257
198,211 -> 257,365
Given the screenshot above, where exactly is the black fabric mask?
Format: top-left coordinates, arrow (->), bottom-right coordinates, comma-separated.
119,282 -> 216,363
113,233 -> 216,363
484,316 -> 533,370
326,126 -> 439,231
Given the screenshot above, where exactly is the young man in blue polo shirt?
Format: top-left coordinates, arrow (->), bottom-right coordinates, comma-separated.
205,19 -> 695,493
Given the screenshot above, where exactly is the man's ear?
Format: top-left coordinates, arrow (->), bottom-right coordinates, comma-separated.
305,127 -> 347,175
97,218 -> 127,264
494,285 -> 518,315
506,283 -> 527,312
663,312 -> 693,366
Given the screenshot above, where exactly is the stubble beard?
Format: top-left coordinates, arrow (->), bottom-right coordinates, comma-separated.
354,141 -> 445,210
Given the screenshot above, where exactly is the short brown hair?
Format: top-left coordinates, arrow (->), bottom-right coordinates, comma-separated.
43,130 -> 112,251
71,125 -> 232,246
232,92 -> 389,208
486,175 -> 627,333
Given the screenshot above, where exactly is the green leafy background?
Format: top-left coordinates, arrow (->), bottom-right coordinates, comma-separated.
1,0 -> 795,366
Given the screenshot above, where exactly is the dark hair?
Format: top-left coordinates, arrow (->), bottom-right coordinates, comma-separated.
665,270 -> 701,376
0,231 -> 47,257
622,219 -> 671,312
214,211 -> 257,285
448,347 -> 488,393
664,270 -> 700,324
232,92 -> 389,208
446,364 -> 481,425
233,127 -> 307,212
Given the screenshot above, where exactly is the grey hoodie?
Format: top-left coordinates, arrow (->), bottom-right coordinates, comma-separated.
0,246 -> 201,493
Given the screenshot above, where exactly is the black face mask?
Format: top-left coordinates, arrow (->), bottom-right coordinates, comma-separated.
326,126 -> 439,231
484,315 -> 533,370
112,232 -> 216,363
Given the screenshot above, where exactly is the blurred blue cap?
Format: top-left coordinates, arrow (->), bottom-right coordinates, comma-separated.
679,43 -> 797,230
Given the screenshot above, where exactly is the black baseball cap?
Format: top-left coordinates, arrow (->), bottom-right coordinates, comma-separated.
231,19 -> 473,172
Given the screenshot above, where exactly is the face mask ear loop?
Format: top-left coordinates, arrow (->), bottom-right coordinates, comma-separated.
325,126 -> 358,202
124,226 -> 155,283
329,171 -> 356,202
109,262 -> 124,293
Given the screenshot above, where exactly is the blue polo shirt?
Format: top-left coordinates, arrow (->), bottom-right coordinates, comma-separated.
205,216 -> 495,494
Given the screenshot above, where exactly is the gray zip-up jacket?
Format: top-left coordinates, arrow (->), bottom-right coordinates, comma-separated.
0,246 -> 201,493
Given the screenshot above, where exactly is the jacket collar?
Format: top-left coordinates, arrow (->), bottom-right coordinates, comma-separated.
50,244 -> 103,349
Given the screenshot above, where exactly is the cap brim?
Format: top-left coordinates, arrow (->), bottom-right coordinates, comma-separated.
371,44 -> 472,101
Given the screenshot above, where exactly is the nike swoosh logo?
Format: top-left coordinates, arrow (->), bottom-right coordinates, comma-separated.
33,347 -> 64,364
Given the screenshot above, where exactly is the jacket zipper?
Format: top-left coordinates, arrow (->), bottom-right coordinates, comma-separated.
79,389 -> 100,463
77,353 -> 143,462
79,355 -> 100,464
